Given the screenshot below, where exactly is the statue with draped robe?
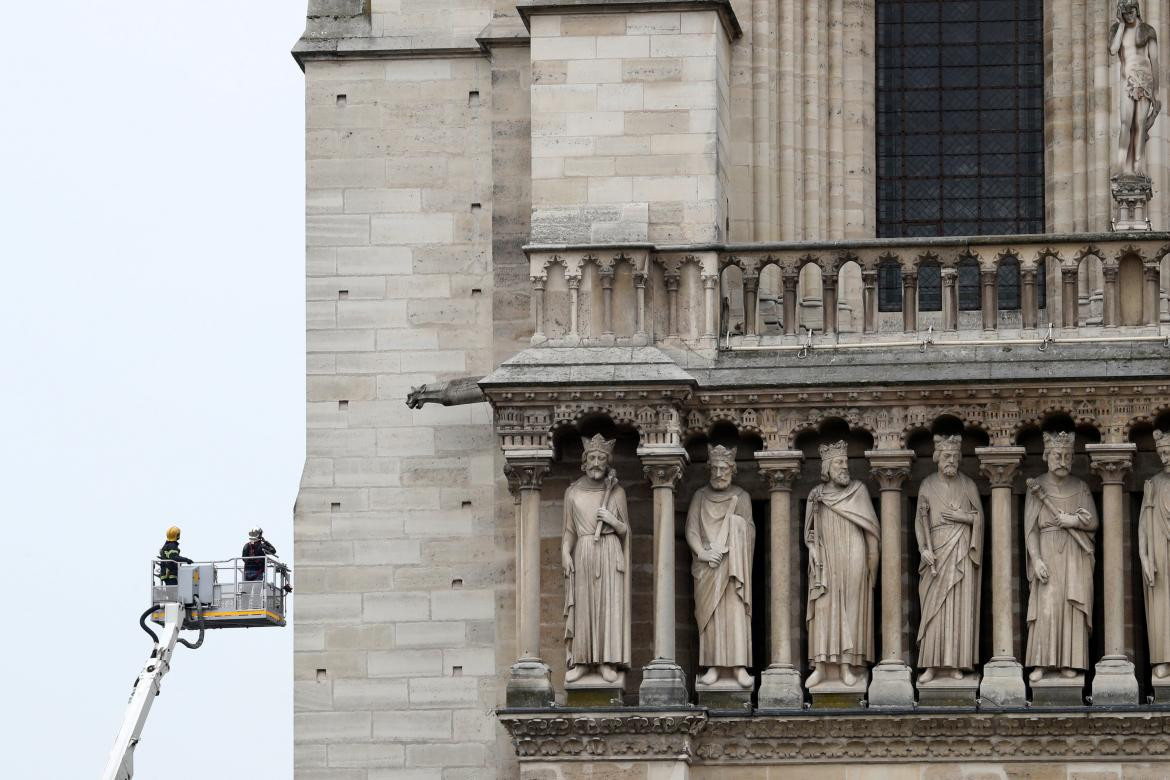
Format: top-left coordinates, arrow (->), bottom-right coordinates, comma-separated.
1140,430 -> 1170,680
915,435 -> 984,683
686,444 -> 755,688
805,441 -> 880,688
562,434 -> 630,684
1025,432 -> 1098,682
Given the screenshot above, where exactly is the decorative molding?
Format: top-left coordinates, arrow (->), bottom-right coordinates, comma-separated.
499,710 -> 1170,763
976,447 -> 1026,489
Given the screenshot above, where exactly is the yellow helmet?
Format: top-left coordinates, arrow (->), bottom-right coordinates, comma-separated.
166,526 -> 181,542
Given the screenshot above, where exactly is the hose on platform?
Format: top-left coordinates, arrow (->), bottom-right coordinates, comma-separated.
139,605 -> 161,652
178,598 -> 206,650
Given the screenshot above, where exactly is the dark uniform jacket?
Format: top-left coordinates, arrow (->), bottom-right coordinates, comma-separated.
242,538 -> 277,580
159,541 -> 193,584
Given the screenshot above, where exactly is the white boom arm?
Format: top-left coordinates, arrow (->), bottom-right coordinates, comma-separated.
101,602 -> 187,780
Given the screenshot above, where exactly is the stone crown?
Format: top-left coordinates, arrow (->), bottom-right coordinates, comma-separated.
819,441 -> 849,460
582,434 -> 616,456
708,444 -> 737,466
1042,431 -> 1076,453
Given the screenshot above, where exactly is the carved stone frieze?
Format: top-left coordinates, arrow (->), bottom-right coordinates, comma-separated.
498,710 -> 1170,763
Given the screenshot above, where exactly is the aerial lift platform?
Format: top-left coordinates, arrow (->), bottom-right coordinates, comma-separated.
101,556 -> 292,780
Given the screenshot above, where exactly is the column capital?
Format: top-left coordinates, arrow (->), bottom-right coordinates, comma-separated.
755,449 -> 803,491
1087,442 -> 1137,485
503,450 -> 554,491
865,449 -> 913,491
976,445 -> 1025,488
639,446 -> 688,488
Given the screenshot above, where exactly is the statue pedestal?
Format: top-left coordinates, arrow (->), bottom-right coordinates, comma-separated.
565,670 -> 626,707
1111,173 -> 1153,231
638,659 -> 689,707
978,657 -> 1026,707
695,674 -> 754,711
757,664 -> 804,710
917,671 -> 980,708
1029,672 -> 1086,707
1092,656 -> 1139,706
506,659 -> 555,708
867,661 -> 915,709
809,670 -> 869,710
1152,675 -> 1170,704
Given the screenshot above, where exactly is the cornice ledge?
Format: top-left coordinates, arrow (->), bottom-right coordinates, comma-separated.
516,0 -> 743,41
499,709 -> 707,760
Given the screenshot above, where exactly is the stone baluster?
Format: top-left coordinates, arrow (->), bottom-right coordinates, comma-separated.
1061,267 -> 1078,328
941,268 -> 958,331
503,451 -> 554,707
1088,443 -> 1140,705
701,273 -> 716,340
531,276 -> 547,344
782,272 -> 799,336
756,451 -> 804,709
634,271 -> 648,342
981,268 -> 998,331
567,274 -> 582,341
600,267 -> 615,337
1145,264 -> 1161,326
638,448 -> 689,706
976,446 -> 1027,706
862,270 -> 878,334
743,273 -> 760,338
665,272 -> 681,338
1102,265 -> 1119,328
902,271 -> 918,333
822,273 -> 838,336
865,450 -> 916,707
1021,267 -> 1038,330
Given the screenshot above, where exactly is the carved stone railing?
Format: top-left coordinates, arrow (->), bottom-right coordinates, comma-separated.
526,233 -> 1170,351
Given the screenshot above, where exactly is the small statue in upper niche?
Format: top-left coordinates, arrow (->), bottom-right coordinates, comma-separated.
1140,430 -> 1170,679
686,445 -> 755,688
562,435 -> 630,684
1110,0 -> 1160,176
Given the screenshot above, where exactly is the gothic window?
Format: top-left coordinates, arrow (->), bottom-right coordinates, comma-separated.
878,262 -> 903,311
958,260 -> 981,310
918,263 -> 942,311
876,0 -> 1044,238
998,258 -> 1021,310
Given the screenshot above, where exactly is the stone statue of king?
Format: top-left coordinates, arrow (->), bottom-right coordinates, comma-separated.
1140,430 -> 1170,680
562,434 -> 630,685
914,435 -> 984,683
686,444 -> 755,688
1025,432 -> 1098,682
805,441 -> 880,688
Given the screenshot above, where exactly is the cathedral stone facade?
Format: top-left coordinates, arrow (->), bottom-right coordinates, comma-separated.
293,1 -> 1170,777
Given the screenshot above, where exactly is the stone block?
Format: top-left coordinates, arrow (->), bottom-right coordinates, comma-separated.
372,710 -> 453,741
917,673 -> 980,708
596,35 -> 650,60
443,647 -> 497,677
1091,656 -> 1139,706
638,659 -> 688,706
644,82 -> 717,111
296,594 -> 363,625
1030,673 -> 1086,707
363,591 -> 429,622
757,665 -> 804,710
531,36 -> 597,62
335,246 -> 413,276
561,14 -> 627,37
432,589 -> 495,620
406,743 -> 487,768
326,743 -> 407,769
409,676 -> 481,707
868,661 -> 915,709
809,669 -> 869,710
395,621 -> 466,648
568,59 -> 622,85
295,651 -> 367,681
332,678 -> 410,710
325,624 -> 395,651
626,12 -> 682,35
371,213 -> 453,245
384,60 -> 452,82
329,513 -> 406,540
352,539 -> 422,566
294,711 -> 371,743
649,33 -> 716,59
308,375 -> 378,402
307,215 -> 371,247
307,329 -> 377,354
295,680 -> 333,712
622,58 -> 683,83
367,769 -> 442,780
309,159 -> 385,189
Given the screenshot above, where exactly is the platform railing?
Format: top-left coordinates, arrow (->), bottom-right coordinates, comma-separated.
151,556 -> 291,625
525,233 -> 1170,351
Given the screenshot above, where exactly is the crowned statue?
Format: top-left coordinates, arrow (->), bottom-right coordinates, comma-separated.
686,444 -> 755,688
804,441 -> 880,688
1025,432 -> 1098,682
1140,430 -> 1170,680
914,435 -> 984,683
561,434 -> 630,684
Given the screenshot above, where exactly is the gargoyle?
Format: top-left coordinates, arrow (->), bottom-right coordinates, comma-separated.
405,376 -> 486,409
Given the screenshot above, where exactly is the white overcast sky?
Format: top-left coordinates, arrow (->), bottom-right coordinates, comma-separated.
0,3 -> 306,776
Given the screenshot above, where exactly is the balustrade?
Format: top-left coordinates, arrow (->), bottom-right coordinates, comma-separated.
526,235 -> 1170,350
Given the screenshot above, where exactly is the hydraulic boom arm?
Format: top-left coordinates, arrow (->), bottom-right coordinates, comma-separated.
101,602 -> 187,780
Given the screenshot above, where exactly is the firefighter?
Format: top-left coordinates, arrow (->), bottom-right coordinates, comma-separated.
242,527 -> 277,582
158,526 -> 193,586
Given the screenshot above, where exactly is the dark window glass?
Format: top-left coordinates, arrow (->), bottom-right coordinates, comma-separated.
998,260 -> 1021,310
879,263 -> 903,311
1036,258 -> 1047,310
877,0 -> 1044,238
958,262 -> 982,310
919,264 -> 942,311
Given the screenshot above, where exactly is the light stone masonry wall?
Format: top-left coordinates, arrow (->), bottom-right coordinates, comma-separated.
528,10 -> 732,243
295,53 -> 506,780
